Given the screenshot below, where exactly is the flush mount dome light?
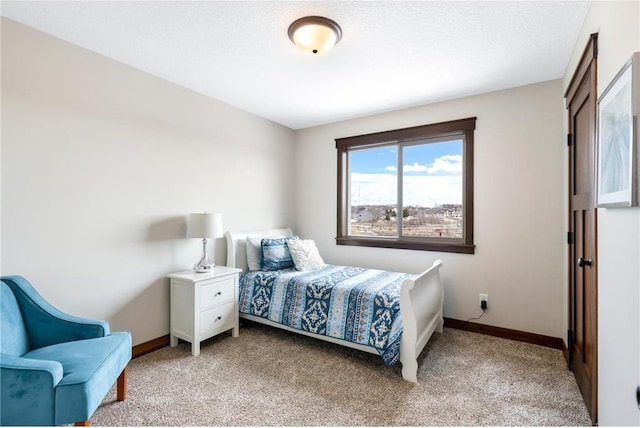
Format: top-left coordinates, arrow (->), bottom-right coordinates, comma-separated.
288,16 -> 342,55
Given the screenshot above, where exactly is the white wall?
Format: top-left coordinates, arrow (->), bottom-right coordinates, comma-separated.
1,18 -> 296,346
295,80 -> 565,338
562,1 -> 640,425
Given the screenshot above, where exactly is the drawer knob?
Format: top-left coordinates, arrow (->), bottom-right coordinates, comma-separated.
215,316 -> 222,322
215,292 -> 222,297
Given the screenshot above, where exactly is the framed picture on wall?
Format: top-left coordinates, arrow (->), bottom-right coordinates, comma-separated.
596,52 -> 640,208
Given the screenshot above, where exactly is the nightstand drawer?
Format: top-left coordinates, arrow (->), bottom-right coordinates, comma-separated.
200,277 -> 234,309
200,301 -> 235,334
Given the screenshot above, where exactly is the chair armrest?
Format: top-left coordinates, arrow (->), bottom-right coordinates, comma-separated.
1,276 -> 110,350
0,353 -> 63,386
1,354 -> 63,426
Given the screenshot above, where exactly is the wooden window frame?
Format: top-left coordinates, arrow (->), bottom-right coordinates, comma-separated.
336,117 -> 476,254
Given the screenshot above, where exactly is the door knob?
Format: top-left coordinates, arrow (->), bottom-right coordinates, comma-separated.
577,257 -> 593,268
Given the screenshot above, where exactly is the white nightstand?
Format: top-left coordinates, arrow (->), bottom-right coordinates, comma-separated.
168,266 -> 242,356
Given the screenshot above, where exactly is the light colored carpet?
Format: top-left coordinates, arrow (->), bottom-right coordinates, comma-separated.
92,324 -> 591,426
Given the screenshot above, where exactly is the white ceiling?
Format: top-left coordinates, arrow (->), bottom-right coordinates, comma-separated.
1,1 -> 590,130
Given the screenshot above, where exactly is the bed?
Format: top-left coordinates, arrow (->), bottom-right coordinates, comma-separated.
225,228 -> 444,382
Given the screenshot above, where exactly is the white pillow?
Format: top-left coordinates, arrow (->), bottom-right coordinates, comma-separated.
246,237 -> 264,271
287,239 -> 325,271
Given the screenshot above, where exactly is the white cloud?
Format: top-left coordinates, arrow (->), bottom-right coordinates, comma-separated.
350,173 -> 461,207
403,175 -> 462,206
383,155 -> 462,175
404,162 -> 428,172
426,154 -> 462,174
384,162 -> 428,173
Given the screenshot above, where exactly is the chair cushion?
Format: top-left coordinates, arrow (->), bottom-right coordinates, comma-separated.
24,331 -> 132,425
0,281 -> 29,356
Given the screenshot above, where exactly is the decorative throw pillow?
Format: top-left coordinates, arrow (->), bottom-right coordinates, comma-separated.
261,237 -> 298,271
246,237 -> 265,271
287,239 -> 325,271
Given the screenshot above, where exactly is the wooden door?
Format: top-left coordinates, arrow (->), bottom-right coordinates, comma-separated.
565,33 -> 598,424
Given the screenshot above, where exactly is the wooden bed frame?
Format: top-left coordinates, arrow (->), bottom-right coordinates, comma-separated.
225,228 -> 444,383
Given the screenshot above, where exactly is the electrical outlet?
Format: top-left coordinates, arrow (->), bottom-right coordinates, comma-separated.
479,294 -> 488,309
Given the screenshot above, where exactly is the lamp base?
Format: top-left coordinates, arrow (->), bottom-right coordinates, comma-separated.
193,259 -> 215,273
193,238 -> 215,273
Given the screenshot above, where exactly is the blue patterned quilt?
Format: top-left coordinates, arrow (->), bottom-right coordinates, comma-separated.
239,265 -> 414,365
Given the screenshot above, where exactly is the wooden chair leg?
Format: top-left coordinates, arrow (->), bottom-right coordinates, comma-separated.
117,366 -> 128,401
74,421 -> 90,426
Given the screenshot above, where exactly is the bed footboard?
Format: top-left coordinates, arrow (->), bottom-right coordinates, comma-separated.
399,259 -> 444,383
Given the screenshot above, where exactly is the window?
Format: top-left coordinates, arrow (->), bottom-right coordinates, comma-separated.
336,117 -> 476,254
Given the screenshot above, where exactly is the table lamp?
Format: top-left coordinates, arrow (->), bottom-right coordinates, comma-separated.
187,212 -> 223,273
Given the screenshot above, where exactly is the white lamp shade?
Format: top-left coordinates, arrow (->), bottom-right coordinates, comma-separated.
187,213 -> 223,239
292,23 -> 337,54
288,16 -> 342,55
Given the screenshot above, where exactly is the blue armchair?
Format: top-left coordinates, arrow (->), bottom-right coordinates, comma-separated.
0,275 -> 131,426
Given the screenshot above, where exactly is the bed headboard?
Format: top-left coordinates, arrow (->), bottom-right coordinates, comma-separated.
225,227 -> 293,272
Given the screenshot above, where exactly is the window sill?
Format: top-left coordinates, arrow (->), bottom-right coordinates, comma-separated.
336,237 -> 475,254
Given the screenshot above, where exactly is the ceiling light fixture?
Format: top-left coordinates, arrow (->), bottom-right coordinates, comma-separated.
288,16 -> 342,55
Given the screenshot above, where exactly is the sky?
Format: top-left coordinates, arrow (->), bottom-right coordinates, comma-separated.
350,140 -> 462,207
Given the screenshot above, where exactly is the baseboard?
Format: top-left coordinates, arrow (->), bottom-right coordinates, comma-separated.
132,334 -> 170,359
443,317 -> 564,350
131,321 -> 565,359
